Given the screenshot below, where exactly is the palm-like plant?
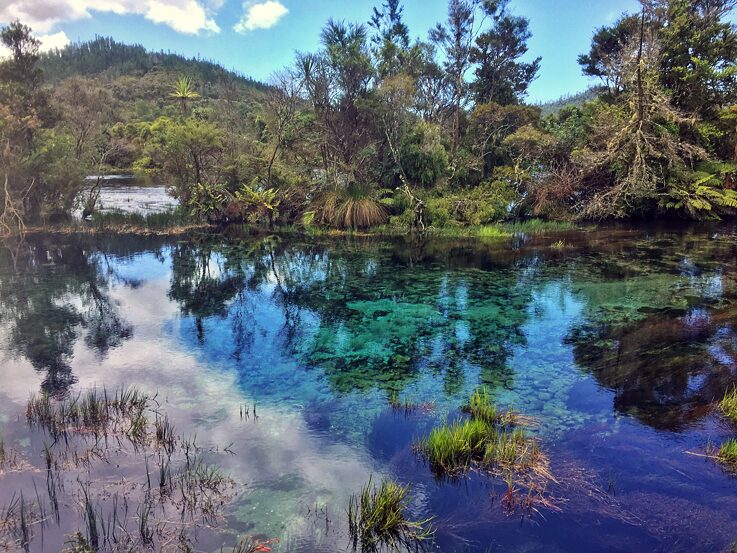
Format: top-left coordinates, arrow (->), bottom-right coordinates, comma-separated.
169,75 -> 200,114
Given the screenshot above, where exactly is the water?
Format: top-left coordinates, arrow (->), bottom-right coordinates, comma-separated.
84,176 -> 178,215
96,185 -> 177,215
0,225 -> 736,552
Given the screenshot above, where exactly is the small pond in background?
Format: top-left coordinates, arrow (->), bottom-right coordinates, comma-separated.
84,175 -> 178,215
0,225 -> 736,552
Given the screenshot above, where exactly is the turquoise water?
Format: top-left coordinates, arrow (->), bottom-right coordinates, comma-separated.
0,226 -> 736,552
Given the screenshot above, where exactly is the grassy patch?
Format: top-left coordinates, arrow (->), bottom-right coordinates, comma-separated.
416,388 -> 549,482
719,438 -> 737,465
347,476 -> 433,552
719,387 -> 737,424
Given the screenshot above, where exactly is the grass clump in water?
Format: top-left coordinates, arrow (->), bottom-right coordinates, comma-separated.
416,388 -> 547,480
347,476 -> 433,552
26,386 -> 149,441
719,387 -> 737,424
464,387 -> 516,426
718,438 -> 737,465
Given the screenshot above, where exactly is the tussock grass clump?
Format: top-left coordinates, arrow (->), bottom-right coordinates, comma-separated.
719,387 -> 737,424
416,388 -> 547,480
464,387 -> 517,426
421,419 -> 540,475
718,438 -> 737,465
347,476 -> 433,552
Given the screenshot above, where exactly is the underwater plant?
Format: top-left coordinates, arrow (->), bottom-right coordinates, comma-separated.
347,476 -> 433,552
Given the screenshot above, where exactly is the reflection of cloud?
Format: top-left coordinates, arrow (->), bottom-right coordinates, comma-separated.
0,260 -> 376,541
234,0 -> 288,33
0,0 -> 220,35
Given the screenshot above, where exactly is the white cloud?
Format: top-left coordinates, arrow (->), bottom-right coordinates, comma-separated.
39,30 -> 70,51
234,0 -> 288,33
0,30 -> 70,58
0,0 -> 220,35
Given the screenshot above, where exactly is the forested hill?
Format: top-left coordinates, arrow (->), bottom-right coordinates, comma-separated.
39,36 -> 268,99
537,88 -> 602,117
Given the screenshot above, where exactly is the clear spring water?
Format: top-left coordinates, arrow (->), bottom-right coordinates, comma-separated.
0,225 -> 736,552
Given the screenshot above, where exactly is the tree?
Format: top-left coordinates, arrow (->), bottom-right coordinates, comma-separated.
121,116 -> 224,204
471,0 -> 541,105
54,77 -> 115,159
657,0 -> 737,118
296,20 -> 375,184
430,0 -> 479,156
0,21 -> 80,229
169,75 -> 201,114
369,0 -> 412,78
577,14 -> 640,94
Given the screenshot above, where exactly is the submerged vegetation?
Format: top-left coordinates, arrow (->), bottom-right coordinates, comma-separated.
347,476 -> 433,552
1,0 -> 736,236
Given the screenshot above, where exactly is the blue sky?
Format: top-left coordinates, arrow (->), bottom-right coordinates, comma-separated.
2,0 -> 646,103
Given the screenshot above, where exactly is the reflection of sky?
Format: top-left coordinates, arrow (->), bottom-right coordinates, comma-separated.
3,233 -> 737,551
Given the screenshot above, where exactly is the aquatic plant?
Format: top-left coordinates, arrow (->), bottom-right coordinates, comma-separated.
26,386 -> 150,440
719,438 -> 737,465
347,476 -> 433,552
464,387 -> 516,426
719,387 -> 737,424
154,415 -> 176,454
551,239 -> 567,250
232,535 -> 281,553
416,389 -> 548,482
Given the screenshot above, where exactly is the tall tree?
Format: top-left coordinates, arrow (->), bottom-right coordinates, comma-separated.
657,0 -> 737,117
471,0 -> 541,105
577,14 -> 640,94
430,0 -> 479,156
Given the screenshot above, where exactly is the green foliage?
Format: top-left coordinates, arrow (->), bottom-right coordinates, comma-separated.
719,387 -> 737,425
425,179 -> 516,228
347,476 -> 433,552
187,182 -> 230,220
662,161 -> 737,219
399,121 -> 448,187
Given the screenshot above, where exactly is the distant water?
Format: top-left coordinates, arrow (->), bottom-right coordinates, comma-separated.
84,175 -> 178,215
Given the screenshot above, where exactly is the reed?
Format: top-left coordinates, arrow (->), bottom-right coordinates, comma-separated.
719,438 -> 737,464
719,387 -> 737,424
347,476 -> 433,552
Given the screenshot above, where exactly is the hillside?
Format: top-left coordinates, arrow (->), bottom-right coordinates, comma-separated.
537,87 -> 602,117
38,36 -> 269,118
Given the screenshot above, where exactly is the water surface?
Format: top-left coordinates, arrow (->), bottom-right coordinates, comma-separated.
1,225 -> 736,552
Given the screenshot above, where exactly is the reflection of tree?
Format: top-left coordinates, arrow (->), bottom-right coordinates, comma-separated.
568,306 -> 737,431
0,236 -> 137,395
565,232 -> 737,431
166,235 -> 534,397
168,242 -> 243,342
